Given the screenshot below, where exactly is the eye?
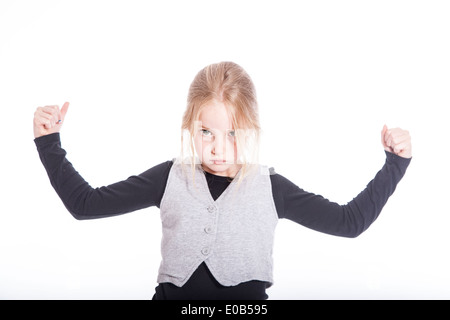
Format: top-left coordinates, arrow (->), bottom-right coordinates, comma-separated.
228,130 -> 235,137
201,129 -> 212,137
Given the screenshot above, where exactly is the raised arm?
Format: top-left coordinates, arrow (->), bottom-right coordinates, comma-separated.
274,126 -> 412,237
33,102 -> 172,220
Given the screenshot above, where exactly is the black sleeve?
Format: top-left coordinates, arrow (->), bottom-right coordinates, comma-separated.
270,151 -> 411,238
34,133 -> 173,220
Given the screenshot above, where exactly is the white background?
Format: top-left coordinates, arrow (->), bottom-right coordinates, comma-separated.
0,0 -> 449,299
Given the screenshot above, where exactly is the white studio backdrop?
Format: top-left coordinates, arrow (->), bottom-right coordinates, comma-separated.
0,0 -> 449,299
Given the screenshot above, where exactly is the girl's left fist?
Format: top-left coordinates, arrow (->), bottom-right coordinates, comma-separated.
381,125 -> 412,159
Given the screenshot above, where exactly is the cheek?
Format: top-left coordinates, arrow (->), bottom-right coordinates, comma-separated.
194,136 -> 210,155
226,140 -> 238,159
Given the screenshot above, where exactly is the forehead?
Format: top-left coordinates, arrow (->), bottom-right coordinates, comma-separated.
198,101 -> 234,130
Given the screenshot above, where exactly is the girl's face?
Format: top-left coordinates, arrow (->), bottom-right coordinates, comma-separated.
194,101 -> 241,177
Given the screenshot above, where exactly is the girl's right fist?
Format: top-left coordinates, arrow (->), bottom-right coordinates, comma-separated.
33,102 -> 69,138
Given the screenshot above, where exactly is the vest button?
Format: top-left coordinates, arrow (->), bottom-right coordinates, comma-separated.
207,205 -> 216,213
204,226 -> 213,234
201,247 -> 210,255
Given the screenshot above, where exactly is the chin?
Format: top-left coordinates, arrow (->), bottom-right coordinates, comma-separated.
208,164 -> 230,171
203,163 -> 233,175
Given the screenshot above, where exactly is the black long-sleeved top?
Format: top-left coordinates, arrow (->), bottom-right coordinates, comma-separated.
35,133 -> 411,299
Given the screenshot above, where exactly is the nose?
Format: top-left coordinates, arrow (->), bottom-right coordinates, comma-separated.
211,135 -> 225,157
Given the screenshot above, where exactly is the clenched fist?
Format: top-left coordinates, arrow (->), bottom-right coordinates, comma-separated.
33,102 -> 69,138
381,125 -> 412,159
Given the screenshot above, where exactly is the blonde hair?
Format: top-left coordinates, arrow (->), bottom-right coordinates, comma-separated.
180,61 -> 261,184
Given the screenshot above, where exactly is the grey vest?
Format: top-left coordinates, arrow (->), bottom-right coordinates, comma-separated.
158,161 -> 278,287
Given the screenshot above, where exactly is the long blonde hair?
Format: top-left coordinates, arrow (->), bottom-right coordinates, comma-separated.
180,61 -> 261,184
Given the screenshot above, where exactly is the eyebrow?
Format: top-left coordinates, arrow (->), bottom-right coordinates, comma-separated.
201,125 -> 234,131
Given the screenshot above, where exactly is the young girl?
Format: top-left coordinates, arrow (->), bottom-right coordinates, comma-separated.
33,61 -> 412,300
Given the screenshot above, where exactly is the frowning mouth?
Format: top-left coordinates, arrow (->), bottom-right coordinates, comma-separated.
211,160 -> 227,165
